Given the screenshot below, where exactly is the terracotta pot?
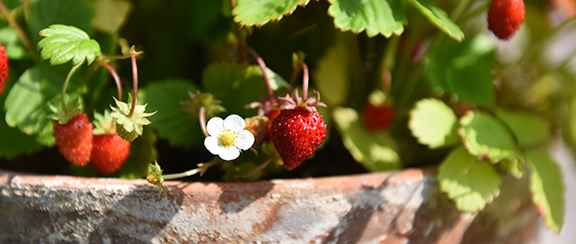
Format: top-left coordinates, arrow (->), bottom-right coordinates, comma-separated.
0,168 -> 537,243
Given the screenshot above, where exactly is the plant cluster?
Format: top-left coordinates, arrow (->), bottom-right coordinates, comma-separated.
0,0 -> 572,234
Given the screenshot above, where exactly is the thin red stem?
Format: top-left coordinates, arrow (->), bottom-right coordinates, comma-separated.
301,63 -> 309,100
240,156 -> 275,180
100,62 -> 123,101
129,49 -> 138,116
199,106 -> 209,137
289,65 -> 302,86
244,46 -> 275,102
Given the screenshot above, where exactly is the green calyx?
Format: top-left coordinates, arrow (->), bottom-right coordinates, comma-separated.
92,109 -> 116,135
48,95 -> 83,124
110,95 -> 156,142
181,91 -> 226,120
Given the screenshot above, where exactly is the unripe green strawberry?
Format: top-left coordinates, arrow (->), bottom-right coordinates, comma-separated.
110,96 -> 156,142
53,113 -> 93,166
115,123 -> 139,142
0,42 -> 8,95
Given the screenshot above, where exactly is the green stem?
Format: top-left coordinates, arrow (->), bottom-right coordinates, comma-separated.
100,61 -> 123,101
0,0 -> 38,62
162,168 -> 201,180
162,160 -> 218,180
61,62 -> 84,112
129,48 -> 139,117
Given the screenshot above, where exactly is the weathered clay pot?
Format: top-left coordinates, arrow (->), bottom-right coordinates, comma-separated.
0,168 -> 536,243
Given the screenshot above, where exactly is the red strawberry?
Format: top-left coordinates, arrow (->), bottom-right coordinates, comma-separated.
271,89 -> 327,170
264,107 -> 281,142
363,103 -> 395,131
0,42 -> 8,95
53,113 -> 93,166
90,133 -> 131,175
487,0 -> 525,40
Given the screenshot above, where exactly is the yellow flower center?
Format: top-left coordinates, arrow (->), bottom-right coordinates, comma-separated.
219,130 -> 237,147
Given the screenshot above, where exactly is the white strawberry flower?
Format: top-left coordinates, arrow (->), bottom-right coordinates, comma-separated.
204,114 -> 255,161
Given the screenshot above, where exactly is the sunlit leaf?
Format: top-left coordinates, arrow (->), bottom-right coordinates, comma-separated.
232,0 -> 309,26
333,107 -> 401,171
37,24 -> 101,65
438,146 -> 501,212
459,111 -> 521,163
526,150 -> 565,233
409,98 -> 458,148
328,0 -> 406,37
495,108 -> 550,146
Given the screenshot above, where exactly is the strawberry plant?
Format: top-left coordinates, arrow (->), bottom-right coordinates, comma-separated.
0,0 -> 573,235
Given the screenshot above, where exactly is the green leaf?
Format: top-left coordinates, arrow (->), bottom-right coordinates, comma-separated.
495,108 -> 550,146
139,79 -> 203,148
525,150 -> 565,233
459,111 -> 522,163
232,0 -> 308,26
333,107 -> 401,171
328,0 -> 406,37
404,0 -> 464,41
4,63 -> 84,145
0,26 -> 31,60
408,98 -> 458,148
498,158 -> 524,179
38,24 -> 101,66
91,0 -> 132,35
202,62 -> 287,118
0,95 -> 44,158
314,33 -> 349,106
426,35 -> 495,105
29,0 -> 94,43
438,146 -> 501,213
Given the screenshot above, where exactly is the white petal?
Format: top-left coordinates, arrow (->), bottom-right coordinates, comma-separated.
204,136 -> 223,155
218,146 -> 241,161
206,117 -> 224,137
223,114 -> 245,133
236,130 -> 255,150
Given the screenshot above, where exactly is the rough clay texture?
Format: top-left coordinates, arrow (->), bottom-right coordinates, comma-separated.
0,169 -> 537,243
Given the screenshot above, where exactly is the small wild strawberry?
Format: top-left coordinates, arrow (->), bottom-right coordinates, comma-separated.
363,103 -> 395,131
53,113 -> 93,166
90,110 -> 131,175
0,42 -> 8,95
91,134 -> 131,174
271,89 -> 327,170
487,0 -> 525,40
